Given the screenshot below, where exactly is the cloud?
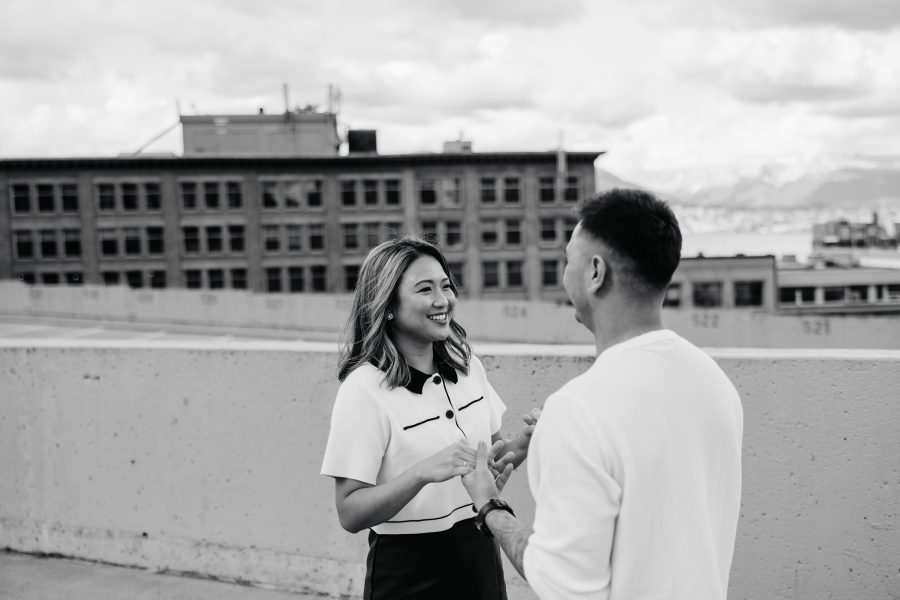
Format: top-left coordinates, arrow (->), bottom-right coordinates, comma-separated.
417,0 -> 586,27
637,0 -> 900,31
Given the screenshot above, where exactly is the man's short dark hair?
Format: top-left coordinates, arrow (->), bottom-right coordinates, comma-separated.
577,188 -> 682,292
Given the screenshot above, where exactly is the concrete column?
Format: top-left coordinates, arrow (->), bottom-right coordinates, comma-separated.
78,173 -> 99,284
815,286 -> 825,305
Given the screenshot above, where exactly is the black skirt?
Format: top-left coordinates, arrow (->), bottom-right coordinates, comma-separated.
364,518 -> 507,600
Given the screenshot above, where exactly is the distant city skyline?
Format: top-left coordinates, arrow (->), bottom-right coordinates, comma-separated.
2,0 -> 899,196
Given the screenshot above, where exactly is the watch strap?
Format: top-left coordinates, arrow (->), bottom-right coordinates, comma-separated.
474,498 -> 515,538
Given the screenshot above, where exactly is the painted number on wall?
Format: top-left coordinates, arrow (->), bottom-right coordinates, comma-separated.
802,319 -> 830,336
691,312 -> 720,328
503,305 -> 527,319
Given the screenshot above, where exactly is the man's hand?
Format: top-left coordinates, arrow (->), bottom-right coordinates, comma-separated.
463,441 -> 513,509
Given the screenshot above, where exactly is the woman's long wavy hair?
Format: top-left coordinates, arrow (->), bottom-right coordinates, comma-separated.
337,235 -> 471,388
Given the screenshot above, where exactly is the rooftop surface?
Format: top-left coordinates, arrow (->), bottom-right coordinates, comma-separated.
0,552 -> 328,600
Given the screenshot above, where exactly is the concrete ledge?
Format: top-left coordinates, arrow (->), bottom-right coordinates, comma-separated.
2,343 -> 899,599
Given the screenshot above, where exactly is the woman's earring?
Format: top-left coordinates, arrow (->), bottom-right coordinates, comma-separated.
387,313 -> 394,321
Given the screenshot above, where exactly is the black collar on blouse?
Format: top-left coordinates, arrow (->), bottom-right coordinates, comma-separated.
404,357 -> 459,394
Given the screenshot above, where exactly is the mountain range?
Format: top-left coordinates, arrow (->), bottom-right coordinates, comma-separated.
596,166 -> 900,209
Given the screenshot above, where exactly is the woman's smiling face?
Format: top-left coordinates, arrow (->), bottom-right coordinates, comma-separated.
391,255 -> 456,348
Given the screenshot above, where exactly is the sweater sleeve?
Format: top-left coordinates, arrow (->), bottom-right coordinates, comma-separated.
523,393 -> 621,600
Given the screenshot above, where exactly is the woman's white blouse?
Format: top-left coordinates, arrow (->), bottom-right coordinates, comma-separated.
321,355 -> 506,534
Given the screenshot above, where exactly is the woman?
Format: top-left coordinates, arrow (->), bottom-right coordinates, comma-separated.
321,235 -> 532,600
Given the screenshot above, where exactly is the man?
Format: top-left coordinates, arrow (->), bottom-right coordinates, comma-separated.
464,189 -> 743,600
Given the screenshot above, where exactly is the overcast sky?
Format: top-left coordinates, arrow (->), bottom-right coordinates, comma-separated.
1,0 -> 898,194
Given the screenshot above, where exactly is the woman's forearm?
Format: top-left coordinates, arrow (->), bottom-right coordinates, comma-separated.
339,467 -> 427,533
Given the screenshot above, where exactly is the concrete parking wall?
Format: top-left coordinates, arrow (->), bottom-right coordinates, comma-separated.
1,340 -> 898,599
2,281 -> 900,348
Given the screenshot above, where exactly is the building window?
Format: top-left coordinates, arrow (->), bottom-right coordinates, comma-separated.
145,183 -> 161,210
483,261 -> 499,289
385,179 -> 401,205
13,184 -> 31,213
564,218 -> 577,241
364,222 -> 381,249
286,224 -> 303,252
444,177 -> 463,206
62,184 -> 79,212
228,225 -> 245,253
16,272 -> 36,285
564,176 -> 579,202
41,273 -> 61,285
341,180 -> 357,206
126,270 -> 144,289
693,281 -> 723,308
124,227 -> 141,255
284,181 -> 301,208
98,184 -> 116,211
540,218 -> 557,242
226,181 -> 242,209
14,230 -> 34,259
663,283 -> 681,307
185,270 -> 202,289
506,260 -> 523,288
503,177 -> 520,204
206,226 -> 223,253
39,229 -> 58,258
385,221 -> 403,239
149,270 -> 166,289
180,182 -> 197,210
208,269 -> 224,290
122,183 -> 138,211
231,268 -> 247,290
481,220 -> 499,247
344,265 -> 360,291
146,227 -> 164,255
183,226 -> 200,254
542,259 -> 558,287
99,229 -> 118,256
311,265 -> 327,292
446,221 -> 462,248
307,180 -> 323,207
780,286 -> 814,304
539,176 -> 555,203
262,182 -> 278,209
204,182 -> 219,209
65,272 -> 83,286
824,287 -> 845,302
309,223 -> 325,251
421,221 -> 438,244
64,229 -> 82,257
448,262 -> 464,288
263,225 -> 280,253
505,220 -> 521,246
342,223 -> 359,250
848,285 -> 869,302
734,281 -> 764,307
419,179 -> 437,205
480,178 -> 496,203
266,267 -> 282,293
37,184 -> 55,213
364,179 -> 379,205
288,267 -> 305,292
102,271 -> 121,286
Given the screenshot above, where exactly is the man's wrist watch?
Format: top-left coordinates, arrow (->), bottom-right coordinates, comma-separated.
474,498 -> 515,538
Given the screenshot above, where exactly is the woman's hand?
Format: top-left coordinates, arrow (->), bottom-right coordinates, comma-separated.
494,408 -> 542,473
414,440 -> 477,484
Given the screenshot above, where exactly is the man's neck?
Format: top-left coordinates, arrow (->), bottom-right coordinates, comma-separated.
591,308 -> 665,356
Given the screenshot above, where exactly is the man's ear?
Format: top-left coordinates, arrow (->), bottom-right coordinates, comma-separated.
588,255 -> 606,294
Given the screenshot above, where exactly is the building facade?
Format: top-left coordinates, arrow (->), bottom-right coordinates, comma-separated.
0,152 -> 600,300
